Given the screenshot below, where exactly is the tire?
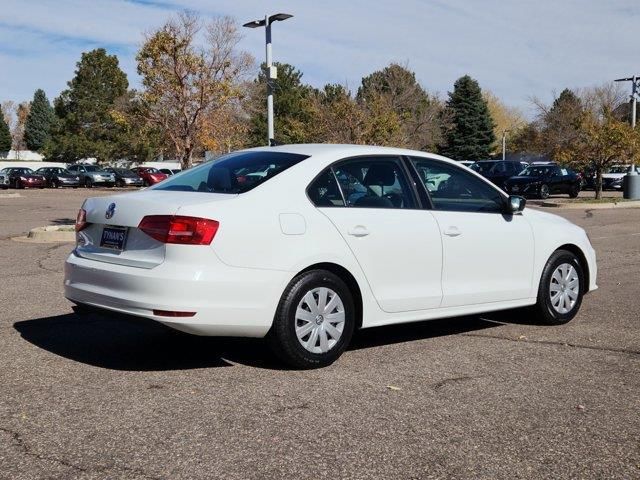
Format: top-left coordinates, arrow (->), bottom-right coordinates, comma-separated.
532,249 -> 584,325
85,178 -> 93,188
143,179 -> 150,187
569,184 -> 580,198
15,179 -> 23,189
268,270 -> 355,369
53,179 -> 59,189
538,184 -> 550,199
117,179 -> 125,188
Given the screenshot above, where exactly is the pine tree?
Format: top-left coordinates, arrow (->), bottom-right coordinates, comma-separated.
0,114 -> 11,152
24,89 -> 54,151
246,63 -> 316,146
441,75 -> 495,160
45,48 -> 129,162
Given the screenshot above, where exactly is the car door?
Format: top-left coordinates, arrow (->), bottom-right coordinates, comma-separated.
408,156 -> 534,308
548,166 -> 564,194
310,156 -> 443,313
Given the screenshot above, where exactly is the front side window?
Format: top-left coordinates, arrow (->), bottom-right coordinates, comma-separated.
410,157 -> 505,213
153,151 -> 308,194
333,157 -> 416,209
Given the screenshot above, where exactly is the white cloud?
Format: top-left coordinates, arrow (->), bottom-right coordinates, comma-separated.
1,0 -> 638,117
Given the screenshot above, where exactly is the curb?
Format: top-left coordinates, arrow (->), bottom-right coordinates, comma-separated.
12,225 -> 76,243
531,200 -> 640,210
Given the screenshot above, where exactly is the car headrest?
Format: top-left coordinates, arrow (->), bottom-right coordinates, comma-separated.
208,168 -> 233,191
363,164 -> 396,187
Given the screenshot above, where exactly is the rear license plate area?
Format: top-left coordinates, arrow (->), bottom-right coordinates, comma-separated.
100,226 -> 128,251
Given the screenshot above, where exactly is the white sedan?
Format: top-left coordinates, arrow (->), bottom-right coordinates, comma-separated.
64,145 -> 597,368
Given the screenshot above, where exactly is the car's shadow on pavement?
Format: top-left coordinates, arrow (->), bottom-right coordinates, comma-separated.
13,308 -> 536,371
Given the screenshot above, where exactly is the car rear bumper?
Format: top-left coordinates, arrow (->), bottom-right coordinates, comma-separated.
64,250 -> 290,337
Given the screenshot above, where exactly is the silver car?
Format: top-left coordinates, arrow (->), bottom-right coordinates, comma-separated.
67,164 -> 116,188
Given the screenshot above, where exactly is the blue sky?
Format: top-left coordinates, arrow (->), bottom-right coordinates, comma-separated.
1,0 -> 638,117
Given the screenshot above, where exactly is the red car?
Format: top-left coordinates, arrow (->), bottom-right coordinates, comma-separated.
131,167 -> 168,187
4,167 -> 46,189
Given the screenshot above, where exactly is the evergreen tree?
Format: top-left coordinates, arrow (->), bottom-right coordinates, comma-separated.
0,114 -> 11,152
540,88 -> 583,161
24,89 -> 54,151
45,48 -> 129,162
247,63 -> 316,146
441,75 -> 495,160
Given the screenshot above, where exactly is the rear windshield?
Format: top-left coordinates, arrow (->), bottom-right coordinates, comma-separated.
152,151 -> 308,194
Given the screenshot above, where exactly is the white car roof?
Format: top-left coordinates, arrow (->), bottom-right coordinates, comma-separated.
244,143 -> 456,165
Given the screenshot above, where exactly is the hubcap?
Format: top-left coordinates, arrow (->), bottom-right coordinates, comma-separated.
549,263 -> 580,314
295,287 -> 345,354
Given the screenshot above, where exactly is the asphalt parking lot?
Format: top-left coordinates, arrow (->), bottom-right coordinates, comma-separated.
1,188 -> 639,479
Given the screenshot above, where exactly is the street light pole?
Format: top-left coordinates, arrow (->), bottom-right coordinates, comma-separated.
244,13 -> 293,146
264,15 -> 274,144
502,129 -> 509,161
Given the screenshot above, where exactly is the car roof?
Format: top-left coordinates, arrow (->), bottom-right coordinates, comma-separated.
243,143 -> 458,165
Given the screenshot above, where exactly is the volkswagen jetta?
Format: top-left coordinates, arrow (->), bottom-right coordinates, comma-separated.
64,145 -> 597,368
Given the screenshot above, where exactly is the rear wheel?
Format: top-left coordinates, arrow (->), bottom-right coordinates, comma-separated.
532,250 -> 584,325
14,179 -> 23,189
117,179 -> 125,188
539,184 -> 550,199
85,178 -> 93,188
569,184 -> 580,198
268,270 -> 355,369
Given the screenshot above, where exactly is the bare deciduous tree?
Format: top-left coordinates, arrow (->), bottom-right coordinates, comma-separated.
136,12 -> 252,169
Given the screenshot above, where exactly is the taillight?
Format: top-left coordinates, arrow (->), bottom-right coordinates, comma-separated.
75,208 -> 88,232
138,215 -> 219,245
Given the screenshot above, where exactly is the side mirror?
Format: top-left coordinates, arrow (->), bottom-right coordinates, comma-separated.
506,195 -> 526,214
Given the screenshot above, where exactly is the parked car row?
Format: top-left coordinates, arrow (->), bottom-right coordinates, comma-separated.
462,160 -> 582,199
0,165 -> 181,190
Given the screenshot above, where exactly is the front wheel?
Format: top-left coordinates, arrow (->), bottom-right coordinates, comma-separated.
85,178 -> 93,188
532,250 -> 584,325
268,270 -> 355,369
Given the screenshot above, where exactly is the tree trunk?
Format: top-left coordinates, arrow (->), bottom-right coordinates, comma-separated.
181,147 -> 193,171
595,167 -> 603,200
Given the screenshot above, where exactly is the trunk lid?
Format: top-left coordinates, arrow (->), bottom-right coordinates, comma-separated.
76,190 -> 235,268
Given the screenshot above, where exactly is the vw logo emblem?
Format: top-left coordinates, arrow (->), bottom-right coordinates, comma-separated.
105,203 -> 116,219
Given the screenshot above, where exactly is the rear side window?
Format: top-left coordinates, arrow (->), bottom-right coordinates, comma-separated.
307,169 -> 345,207
333,157 -> 416,209
153,151 -> 308,194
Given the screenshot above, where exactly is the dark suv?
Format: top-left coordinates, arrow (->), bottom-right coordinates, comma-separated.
504,164 -> 582,199
475,160 -> 529,190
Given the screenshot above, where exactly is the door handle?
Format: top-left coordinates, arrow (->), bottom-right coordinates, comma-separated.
443,226 -> 461,237
347,225 -> 370,237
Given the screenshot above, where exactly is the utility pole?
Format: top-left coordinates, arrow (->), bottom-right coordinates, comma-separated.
243,13 -> 293,146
